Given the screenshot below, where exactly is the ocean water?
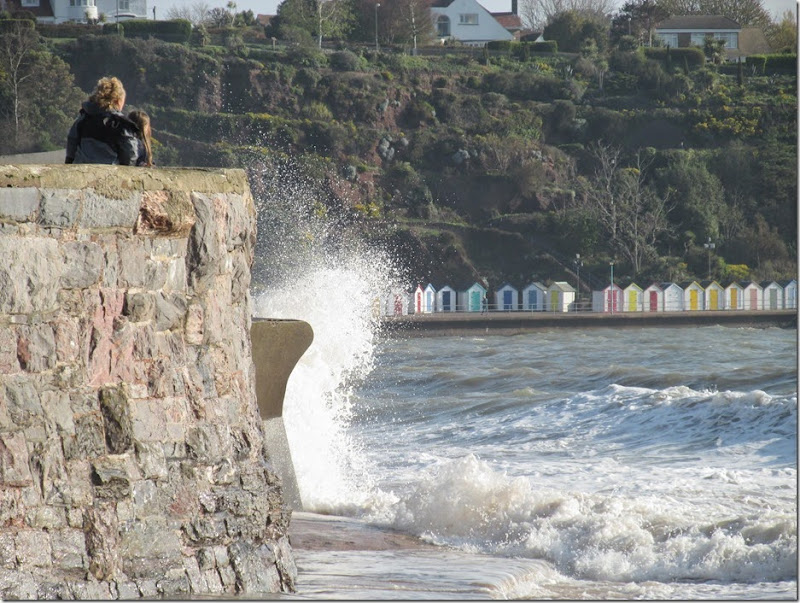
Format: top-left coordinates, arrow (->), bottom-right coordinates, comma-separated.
249,164 -> 797,600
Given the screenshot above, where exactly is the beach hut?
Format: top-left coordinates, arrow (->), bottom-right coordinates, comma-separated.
760,281 -> 784,310
660,282 -> 684,312
384,289 -> 410,316
701,280 -> 724,311
680,281 -> 704,311
458,282 -> 488,313
642,283 -> 664,312
779,279 -> 797,309
623,283 -> 644,312
494,283 -> 519,311
547,282 -> 576,312
592,283 -> 623,313
521,282 -> 547,311
741,281 -> 763,310
724,282 -> 744,310
413,284 -> 424,314
435,284 -> 457,312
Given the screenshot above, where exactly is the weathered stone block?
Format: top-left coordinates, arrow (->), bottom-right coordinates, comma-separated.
81,192 -> 140,229
0,187 -> 39,221
15,529 -> 52,568
85,501 -> 120,581
16,323 -> 56,373
124,292 -> 155,323
2,377 -> 43,429
0,329 -> 19,374
61,241 -> 104,289
136,190 -> 196,237
154,291 -> 187,332
64,413 -> 105,460
0,237 -> 60,314
99,386 -> 134,454
39,189 -> 81,227
229,541 -> 281,594
91,454 -> 139,499
134,442 -> 167,480
50,528 -> 88,571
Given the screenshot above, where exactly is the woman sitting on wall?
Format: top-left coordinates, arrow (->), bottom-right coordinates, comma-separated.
127,110 -> 154,167
65,76 -> 139,166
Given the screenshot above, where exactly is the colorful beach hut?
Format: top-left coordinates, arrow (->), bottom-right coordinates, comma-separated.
436,285 -> 457,312
741,281 -> 763,310
384,289 -> 410,316
592,283 -> 623,313
623,283 -> 644,312
660,282 -> 684,312
680,281 -> 704,311
760,281 -> 784,310
701,280 -> 724,311
724,282 -> 744,310
458,282 -> 488,313
495,283 -> 519,311
522,282 -> 547,311
779,279 -> 797,309
642,283 -> 664,312
547,282 -> 576,312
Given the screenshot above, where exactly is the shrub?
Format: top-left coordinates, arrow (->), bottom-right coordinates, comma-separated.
487,40 -> 512,52
115,19 -> 191,43
747,53 -> 796,74
644,47 -> 704,70
329,50 -> 362,72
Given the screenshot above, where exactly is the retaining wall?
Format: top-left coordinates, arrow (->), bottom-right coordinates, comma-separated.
0,164 -> 296,599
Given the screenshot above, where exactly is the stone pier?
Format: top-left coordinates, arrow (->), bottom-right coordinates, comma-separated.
0,164 -> 296,599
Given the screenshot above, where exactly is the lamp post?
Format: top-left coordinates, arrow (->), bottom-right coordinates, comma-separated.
703,237 -> 715,280
374,3 -> 380,52
574,253 -> 583,311
609,260 -> 615,314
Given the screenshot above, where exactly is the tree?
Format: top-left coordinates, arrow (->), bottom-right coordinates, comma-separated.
581,143 -> 673,275
611,1 -> 669,47
702,35 -> 726,64
518,0 -> 616,29
767,9 -> 797,52
654,0 -> 772,29
165,1 -> 211,25
0,20 -> 38,149
275,0 -> 353,47
543,10 -> 609,53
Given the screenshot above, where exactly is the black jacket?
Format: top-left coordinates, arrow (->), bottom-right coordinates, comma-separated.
65,101 -> 139,166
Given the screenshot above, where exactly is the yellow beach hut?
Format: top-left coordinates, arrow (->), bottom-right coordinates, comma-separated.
701,280 -> 724,310
623,283 -> 644,312
547,281 -> 576,312
680,281 -> 704,311
724,282 -> 744,310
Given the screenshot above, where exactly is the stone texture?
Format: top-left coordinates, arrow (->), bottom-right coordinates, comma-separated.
0,164 -> 293,599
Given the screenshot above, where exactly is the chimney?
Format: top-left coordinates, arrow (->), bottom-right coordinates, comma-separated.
511,0 -> 517,14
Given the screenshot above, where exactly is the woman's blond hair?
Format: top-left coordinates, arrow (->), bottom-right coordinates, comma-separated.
128,110 -> 153,167
89,76 -> 126,111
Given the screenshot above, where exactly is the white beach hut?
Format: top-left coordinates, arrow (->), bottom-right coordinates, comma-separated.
436,284 -> 457,312
423,283 -> 437,313
458,282 -> 488,313
413,284 -> 424,314
724,282 -> 744,310
384,289 -> 410,316
660,282 -> 684,312
680,281 -> 704,311
642,283 -> 664,312
702,280 -> 724,311
592,283 -> 623,313
494,283 -> 519,311
547,282 -> 576,312
741,281 -> 763,310
623,283 -> 644,312
760,281 -> 784,310
521,282 -> 547,311
779,279 -> 797,309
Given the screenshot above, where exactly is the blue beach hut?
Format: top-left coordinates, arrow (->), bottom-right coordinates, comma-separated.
494,283 -> 519,311
458,282 -> 488,312
779,279 -> 797,309
436,285 -> 457,312
522,282 -> 547,311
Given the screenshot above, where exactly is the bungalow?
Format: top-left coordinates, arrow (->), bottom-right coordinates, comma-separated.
547,281 -> 576,312
779,279 -> 797,309
741,281 -> 763,310
724,281 -> 744,310
7,0 -> 146,22
623,283 -> 644,312
760,281 -> 784,310
642,283 -> 664,312
435,284 -> 457,312
701,280 -> 724,310
495,283 -> 519,311
430,0 -> 513,46
680,281 -> 704,311
521,282 -> 547,311
655,15 -> 742,62
458,281 -> 488,312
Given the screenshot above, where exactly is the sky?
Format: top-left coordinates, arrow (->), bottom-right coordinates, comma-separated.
153,0 -> 798,20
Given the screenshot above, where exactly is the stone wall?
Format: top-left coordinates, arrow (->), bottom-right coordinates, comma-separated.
0,164 -> 296,599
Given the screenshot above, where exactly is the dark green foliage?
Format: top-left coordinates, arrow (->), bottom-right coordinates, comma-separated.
114,19 -> 191,43
747,53 -> 797,74
543,11 -> 608,54
329,49 -> 362,71
36,22 -> 99,38
643,47 -> 704,70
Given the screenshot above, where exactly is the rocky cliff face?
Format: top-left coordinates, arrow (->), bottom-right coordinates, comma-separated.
0,165 -> 295,599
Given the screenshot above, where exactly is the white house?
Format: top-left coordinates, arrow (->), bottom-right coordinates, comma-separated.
430,0 -> 513,46
655,15 -> 741,61
660,282 -> 684,312
11,0 -> 147,23
724,282 -> 744,310
522,282 -> 547,311
760,281 -> 784,310
97,0 -> 148,21
547,281 -> 576,312
458,281 -> 488,312
623,283 -> 644,312
494,283 -> 519,311
436,284 -> 457,312
779,279 -> 797,309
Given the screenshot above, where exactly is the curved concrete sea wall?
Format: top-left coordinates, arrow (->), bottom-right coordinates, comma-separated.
0,165 -> 296,599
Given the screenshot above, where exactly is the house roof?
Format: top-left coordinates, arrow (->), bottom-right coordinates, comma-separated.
550,281 -> 576,292
491,12 -> 522,30
256,14 -> 274,26
738,27 -> 772,55
656,15 -> 740,30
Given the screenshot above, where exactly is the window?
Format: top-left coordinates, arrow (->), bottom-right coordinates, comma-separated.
716,32 -> 737,48
119,0 -> 130,10
437,15 -> 450,37
689,33 -> 706,46
21,0 -> 39,6
658,33 -> 678,47
459,13 -> 478,25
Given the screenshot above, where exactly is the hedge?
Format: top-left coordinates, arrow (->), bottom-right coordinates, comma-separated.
0,19 -> 35,33
37,22 -> 102,38
746,53 -> 796,74
644,46 -> 704,70
106,19 -> 191,43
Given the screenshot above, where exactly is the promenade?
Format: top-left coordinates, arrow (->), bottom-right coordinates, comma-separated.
380,310 -> 798,337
